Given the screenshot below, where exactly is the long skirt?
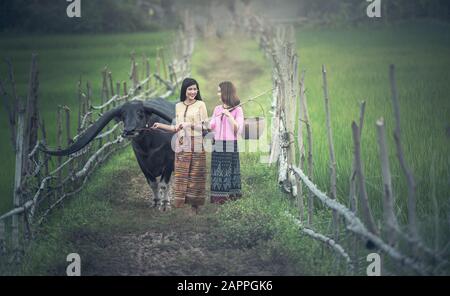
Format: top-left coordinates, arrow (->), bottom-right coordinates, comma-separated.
210,140 -> 242,204
173,136 -> 206,208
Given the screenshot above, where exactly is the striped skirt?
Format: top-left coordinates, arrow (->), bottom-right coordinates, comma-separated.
173,136 -> 206,208
210,140 -> 242,204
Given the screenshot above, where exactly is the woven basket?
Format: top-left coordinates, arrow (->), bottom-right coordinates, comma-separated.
243,117 -> 265,139
242,100 -> 266,140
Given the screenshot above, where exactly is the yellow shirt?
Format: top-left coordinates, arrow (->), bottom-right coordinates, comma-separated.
175,100 -> 208,137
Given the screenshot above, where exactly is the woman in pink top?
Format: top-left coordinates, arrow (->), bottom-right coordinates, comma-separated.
209,81 -> 244,204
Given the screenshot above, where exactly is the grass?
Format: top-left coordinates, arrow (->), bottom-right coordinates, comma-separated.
0,31 -> 172,213
1,20 -> 449,275
190,21 -> 450,274
294,20 -> 450,248
0,147 -> 134,275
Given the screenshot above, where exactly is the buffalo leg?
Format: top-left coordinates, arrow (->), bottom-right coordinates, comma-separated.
158,181 -> 170,211
159,165 -> 173,211
146,177 -> 160,207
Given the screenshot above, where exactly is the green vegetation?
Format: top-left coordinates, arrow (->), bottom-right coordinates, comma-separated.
295,21 -> 450,245
0,31 -> 172,213
1,20 -> 449,275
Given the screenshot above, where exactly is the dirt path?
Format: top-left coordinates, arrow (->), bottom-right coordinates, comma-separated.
71,37 -> 295,276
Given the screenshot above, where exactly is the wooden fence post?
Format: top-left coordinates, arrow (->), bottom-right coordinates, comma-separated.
351,121 -> 378,235
322,64 -> 339,239
56,105 -> 63,197
63,106 -> 72,174
86,81 -> 92,117
77,78 -> 82,132
155,49 -> 161,87
0,220 -> 5,255
376,117 -> 399,246
23,53 -> 39,176
297,70 -> 306,223
108,71 -> 115,97
5,58 -> 19,149
13,99 -> 25,255
389,64 -> 419,241
114,82 -> 121,139
102,67 -> 109,104
146,57 -> 151,91
123,81 -> 128,101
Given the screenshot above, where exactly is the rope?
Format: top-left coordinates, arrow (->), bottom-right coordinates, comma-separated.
213,88 -> 273,118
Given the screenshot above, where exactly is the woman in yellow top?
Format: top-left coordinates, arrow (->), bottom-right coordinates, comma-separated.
152,78 -> 208,214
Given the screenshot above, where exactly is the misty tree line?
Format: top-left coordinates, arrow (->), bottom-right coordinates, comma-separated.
298,0 -> 450,22
0,0 -> 176,34
0,0 -> 449,34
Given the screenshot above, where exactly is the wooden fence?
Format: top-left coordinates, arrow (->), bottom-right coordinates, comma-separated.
232,8 -> 448,275
0,11 -> 196,261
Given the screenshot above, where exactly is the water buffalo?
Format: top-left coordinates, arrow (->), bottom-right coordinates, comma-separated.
42,98 -> 176,210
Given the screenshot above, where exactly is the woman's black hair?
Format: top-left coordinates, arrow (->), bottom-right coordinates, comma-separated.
179,78 -> 202,101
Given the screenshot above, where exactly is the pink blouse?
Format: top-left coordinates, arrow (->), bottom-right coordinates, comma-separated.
210,105 -> 244,141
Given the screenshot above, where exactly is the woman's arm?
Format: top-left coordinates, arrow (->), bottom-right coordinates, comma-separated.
222,109 -> 239,134
151,122 -> 178,133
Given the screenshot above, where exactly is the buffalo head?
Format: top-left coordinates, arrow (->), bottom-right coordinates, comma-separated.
41,99 -> 174,156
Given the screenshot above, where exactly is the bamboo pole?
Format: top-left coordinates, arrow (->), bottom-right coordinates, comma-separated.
155,49 -> 161,87
287,53 -> 298,170
351,121 -> 378,235
0,77 -> 16,149
376,117 -> 400,246
77,78 -> 82,132
287,212 -> 353,268
63,106 -> 72,175
123,81 -> 128,101
86,81 -> 92,116
0,220 -> 5,255
322,64 -> 339,239
6,58 -> 19,148
40,119 -> 49,177
146,57 -> 151,90
389,64 -> 419,241
114,82 -> 120,139
291,166 -> 431,275
349,101 -> 366,213
12,99 -> 25,253
297,70 -> 306,223
141,54 -> 146,86
56,105 -> 63,198
99,71 -> 108,148
63,106 -> 72,146
108,71 -> 114,97
105,72 -> 112,143
302,90 -> 314,226
23,53 -> 39,176
101,67 -> 109,104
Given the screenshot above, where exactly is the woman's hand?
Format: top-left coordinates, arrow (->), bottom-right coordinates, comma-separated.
178,122 -> 191,130
151,122 -> 160,130
222,109 -> 231,118
175,123 -> 184,132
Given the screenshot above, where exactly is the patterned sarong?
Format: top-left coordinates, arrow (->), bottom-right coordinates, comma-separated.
210,140 -> 242,204
173,136 -> 206,208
